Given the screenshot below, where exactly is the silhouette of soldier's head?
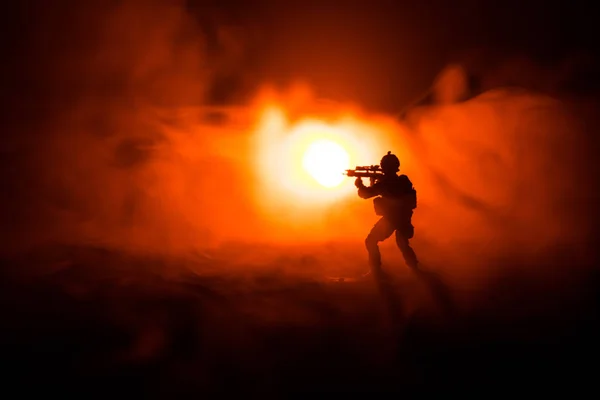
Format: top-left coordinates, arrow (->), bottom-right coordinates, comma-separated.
380,151 -> 400,175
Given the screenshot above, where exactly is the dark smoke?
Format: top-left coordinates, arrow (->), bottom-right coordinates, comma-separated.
1,0 -> 255,255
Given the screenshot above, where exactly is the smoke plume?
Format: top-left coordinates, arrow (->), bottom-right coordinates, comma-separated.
1,1 -> 597,288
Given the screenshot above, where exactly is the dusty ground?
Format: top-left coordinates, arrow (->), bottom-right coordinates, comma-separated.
0,242 -> 598,395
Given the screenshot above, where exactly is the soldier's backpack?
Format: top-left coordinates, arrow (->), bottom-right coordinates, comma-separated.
399,174 -> 418,210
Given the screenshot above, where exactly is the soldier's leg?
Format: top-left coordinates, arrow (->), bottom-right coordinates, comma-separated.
394,230 -> 419,269
365,218 -> 395,272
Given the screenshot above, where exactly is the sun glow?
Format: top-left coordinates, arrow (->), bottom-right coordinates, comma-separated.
253,105 -> 387,208
302,139 -> 350,188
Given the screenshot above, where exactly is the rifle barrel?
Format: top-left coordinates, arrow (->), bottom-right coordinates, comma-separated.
344,170 -> 384,178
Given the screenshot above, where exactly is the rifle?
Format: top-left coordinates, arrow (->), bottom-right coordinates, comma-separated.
344,165 -> 384,185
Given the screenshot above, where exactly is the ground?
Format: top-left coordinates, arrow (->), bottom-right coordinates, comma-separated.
0,243 -> 598,395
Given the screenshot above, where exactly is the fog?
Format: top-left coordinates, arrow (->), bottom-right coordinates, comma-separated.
1,0 -> 597,287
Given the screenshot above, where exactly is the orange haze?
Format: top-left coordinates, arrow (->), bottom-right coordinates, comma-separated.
1,0 -> 595,286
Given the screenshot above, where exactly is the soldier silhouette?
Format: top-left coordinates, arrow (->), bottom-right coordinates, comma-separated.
355,151 -> 419,277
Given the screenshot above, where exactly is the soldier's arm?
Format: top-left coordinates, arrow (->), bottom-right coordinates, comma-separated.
357,180 -> 382,199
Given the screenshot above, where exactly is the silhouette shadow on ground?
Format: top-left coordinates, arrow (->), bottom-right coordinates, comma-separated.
0,244 -> 598,395
412,267 -> 455,315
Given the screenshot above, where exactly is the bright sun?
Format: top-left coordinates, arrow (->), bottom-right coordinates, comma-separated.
254,107 -> 385,205
302,139 -> 350,188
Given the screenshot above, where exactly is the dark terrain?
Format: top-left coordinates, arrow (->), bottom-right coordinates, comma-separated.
1,243 -> 597,395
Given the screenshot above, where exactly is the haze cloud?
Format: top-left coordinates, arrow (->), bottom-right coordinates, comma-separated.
1,1 -> 597,290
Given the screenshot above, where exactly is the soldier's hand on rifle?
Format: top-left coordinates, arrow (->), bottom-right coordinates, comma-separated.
354,177 -> 364,188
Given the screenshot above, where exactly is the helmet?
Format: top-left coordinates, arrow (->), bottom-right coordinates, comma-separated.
380,151 -> 400,173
